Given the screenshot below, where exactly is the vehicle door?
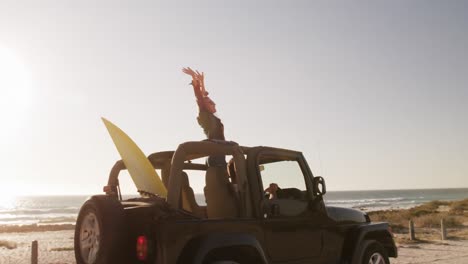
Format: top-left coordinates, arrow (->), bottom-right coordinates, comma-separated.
258,151 -> 327,263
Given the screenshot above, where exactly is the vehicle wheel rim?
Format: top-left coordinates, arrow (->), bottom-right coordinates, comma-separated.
368,252 -> 385,264
79,212 -> 100,264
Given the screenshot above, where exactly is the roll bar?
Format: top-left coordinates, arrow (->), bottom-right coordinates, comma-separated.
167,140 -> 252,217
104,140 -> 252,217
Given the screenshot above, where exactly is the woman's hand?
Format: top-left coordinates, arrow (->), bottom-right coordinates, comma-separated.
183,67 -> 217,113
182,67 -> 207,95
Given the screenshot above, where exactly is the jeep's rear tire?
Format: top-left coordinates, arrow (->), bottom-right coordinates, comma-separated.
74,195 -> 126,264
361,240 -> 389,264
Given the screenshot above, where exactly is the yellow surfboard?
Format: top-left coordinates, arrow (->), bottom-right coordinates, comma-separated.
102,118 -> 167,197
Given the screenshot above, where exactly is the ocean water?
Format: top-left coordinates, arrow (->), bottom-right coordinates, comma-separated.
0,188 -> 467,226
324,188 -> 468,211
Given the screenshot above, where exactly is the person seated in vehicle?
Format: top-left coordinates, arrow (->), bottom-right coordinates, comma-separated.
265,183 -> 303,200
265,183 -> 280,199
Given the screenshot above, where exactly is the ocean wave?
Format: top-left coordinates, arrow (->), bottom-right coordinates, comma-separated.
325,197 -> 406,204
38,217 -> 76,224
0,208 -> 79,215
0,213 -> 75,220
0,219 -> 38,226
0,223 -> 75,233
325,197 -> 421,211
0,210 -> 77,226
0,215 -> 77,226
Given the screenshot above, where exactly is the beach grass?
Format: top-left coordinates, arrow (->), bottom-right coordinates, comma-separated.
369,198 -> 468,228
369,199 -> 468,243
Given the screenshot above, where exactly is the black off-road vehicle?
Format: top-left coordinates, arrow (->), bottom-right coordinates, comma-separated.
75,140 -> 397,264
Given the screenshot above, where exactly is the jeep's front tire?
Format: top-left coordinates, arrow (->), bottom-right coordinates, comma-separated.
74,195 -> 126,264
361,240 -> 389,264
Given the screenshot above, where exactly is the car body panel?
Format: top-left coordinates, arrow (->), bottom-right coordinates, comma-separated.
89,140 -> 397,264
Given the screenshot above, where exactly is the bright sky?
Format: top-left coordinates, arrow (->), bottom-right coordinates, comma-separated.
0,1 -> 467,195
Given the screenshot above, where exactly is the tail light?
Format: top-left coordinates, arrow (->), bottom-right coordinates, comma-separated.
136,235 -> 148,261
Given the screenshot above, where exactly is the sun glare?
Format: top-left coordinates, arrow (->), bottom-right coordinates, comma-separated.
0,184 -> 17,210
0,46 -> 33,138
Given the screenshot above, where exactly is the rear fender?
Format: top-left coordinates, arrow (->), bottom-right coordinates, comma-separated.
177,233 -> 267,264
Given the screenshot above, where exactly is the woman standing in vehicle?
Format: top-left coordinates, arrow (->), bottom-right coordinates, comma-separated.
183,67 -> 240,218
182,67 -> 226,167
182,67 -> 224,139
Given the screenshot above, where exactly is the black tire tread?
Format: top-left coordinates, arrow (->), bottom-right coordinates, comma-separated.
74,195 -> 126,264
362,240 -> 390,264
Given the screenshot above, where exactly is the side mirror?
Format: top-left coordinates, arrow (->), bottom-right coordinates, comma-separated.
313,176 -> 326,196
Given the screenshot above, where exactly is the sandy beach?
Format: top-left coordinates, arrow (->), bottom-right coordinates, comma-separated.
393,238 -> 468,264
0,230 -> 75,264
